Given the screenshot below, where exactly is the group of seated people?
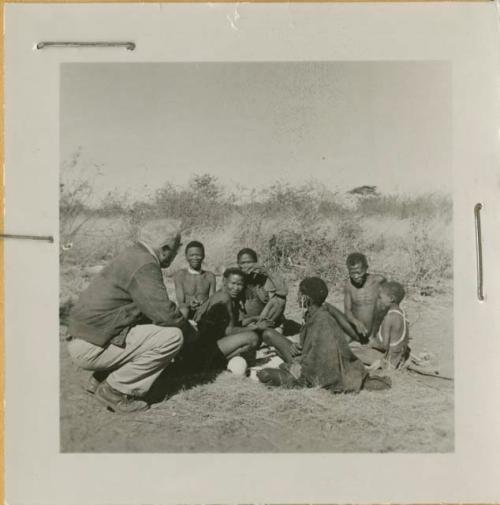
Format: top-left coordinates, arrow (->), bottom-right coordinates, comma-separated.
174,241 -> 408,386
66,222 -> 408,414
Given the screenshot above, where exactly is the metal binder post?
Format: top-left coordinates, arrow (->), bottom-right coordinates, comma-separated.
36,41 -> 135,51
0,233 -> 54,243
474,203 -> 484,301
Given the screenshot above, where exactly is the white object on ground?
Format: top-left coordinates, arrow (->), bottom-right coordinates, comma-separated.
249,368 -> 259,382
227,356 -> 248,376
266,355 -> 284,368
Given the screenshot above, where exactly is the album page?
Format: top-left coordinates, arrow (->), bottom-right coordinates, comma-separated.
4,3 -> 500,504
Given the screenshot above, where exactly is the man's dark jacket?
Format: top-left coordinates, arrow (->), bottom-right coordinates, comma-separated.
69,242 -> 185,347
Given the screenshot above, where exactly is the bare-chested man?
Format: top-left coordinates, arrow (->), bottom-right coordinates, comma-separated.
174,241 -> 216,320
344,252 -> 385,343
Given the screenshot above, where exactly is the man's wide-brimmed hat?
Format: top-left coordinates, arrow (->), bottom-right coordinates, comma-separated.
136,219 -> 182,250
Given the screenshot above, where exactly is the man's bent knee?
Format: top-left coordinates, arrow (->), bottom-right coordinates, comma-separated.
154,326 -> 184,354
261,328 -> 272,342
66,338 -> 103,370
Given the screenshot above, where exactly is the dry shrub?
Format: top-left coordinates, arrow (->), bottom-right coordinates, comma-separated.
258,217 -> 365,287
404,218 -> 453,288
357,193 -> 452,221
59,164 -> 453,305
59,265 -> 91,324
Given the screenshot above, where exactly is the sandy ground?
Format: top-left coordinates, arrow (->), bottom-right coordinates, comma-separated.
60,288 -> 453,453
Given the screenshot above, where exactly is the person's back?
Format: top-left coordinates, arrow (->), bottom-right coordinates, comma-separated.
300,305 -> 367,392
372,281 -> 410,368
258,277 -> 374,393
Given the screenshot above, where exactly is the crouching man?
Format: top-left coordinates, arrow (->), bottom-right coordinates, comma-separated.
67,221 -> 190,414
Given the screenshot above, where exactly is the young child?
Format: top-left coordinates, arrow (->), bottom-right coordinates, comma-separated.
257,277 -> 390,392
174,241 -> 216,320
344,252 -> 386,343
371,281 -> 410,368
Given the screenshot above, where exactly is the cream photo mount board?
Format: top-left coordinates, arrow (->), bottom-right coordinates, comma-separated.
4,3 -> 500,504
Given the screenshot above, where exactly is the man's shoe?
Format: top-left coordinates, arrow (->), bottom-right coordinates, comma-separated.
84,371 -> 109,395
94,381 -> 149,414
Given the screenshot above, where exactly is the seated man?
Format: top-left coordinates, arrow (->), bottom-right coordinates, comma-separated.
344,252 -> 386,343
67,220 -> 192,414
257,277 -> 391,393
174,240 -> 216,320
237,248 -> 288,327
235,248 -> 300,362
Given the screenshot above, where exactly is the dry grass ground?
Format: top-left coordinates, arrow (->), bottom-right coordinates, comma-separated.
60,281 -> 453,453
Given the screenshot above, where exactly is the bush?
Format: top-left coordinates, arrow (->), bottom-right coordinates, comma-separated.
59,153 -> 453,300
404,218 -> 453,286
357,193 -> 452,221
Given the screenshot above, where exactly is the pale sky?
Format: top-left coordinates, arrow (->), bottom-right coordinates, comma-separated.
60,62 -> 451,202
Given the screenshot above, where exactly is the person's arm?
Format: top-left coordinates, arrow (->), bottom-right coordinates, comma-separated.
323,302 -> 359,341
343,283 -> 367,337
208,272 -> 217,297
250,264 -> 288,299
173,271 -> 186,306
241,315 -> 260,326
265,270 -> 288,298
129,263 -> 185,327
224,296 -> 262,335
174,271 -> 190,318
343,282 -> 353,318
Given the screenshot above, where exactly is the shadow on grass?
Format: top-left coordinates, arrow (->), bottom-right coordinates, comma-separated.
146,318 -> 304,404
145,359 -> 223,405
282,318 -> 302,336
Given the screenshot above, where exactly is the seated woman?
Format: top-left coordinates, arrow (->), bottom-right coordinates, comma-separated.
236,248 -> 301,363
257,277 -> 391,392
177,268 -> 264,375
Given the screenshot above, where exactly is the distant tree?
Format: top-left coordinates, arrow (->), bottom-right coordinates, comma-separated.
348,185 -> 379,197
189,174 -> 222,202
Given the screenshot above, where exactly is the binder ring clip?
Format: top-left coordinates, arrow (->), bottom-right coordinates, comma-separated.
0,233 -> 54,243
36,41 -> 136,51
474,203 -> 484,301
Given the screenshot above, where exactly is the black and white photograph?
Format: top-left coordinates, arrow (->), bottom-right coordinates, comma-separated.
59,61 -> 453,453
